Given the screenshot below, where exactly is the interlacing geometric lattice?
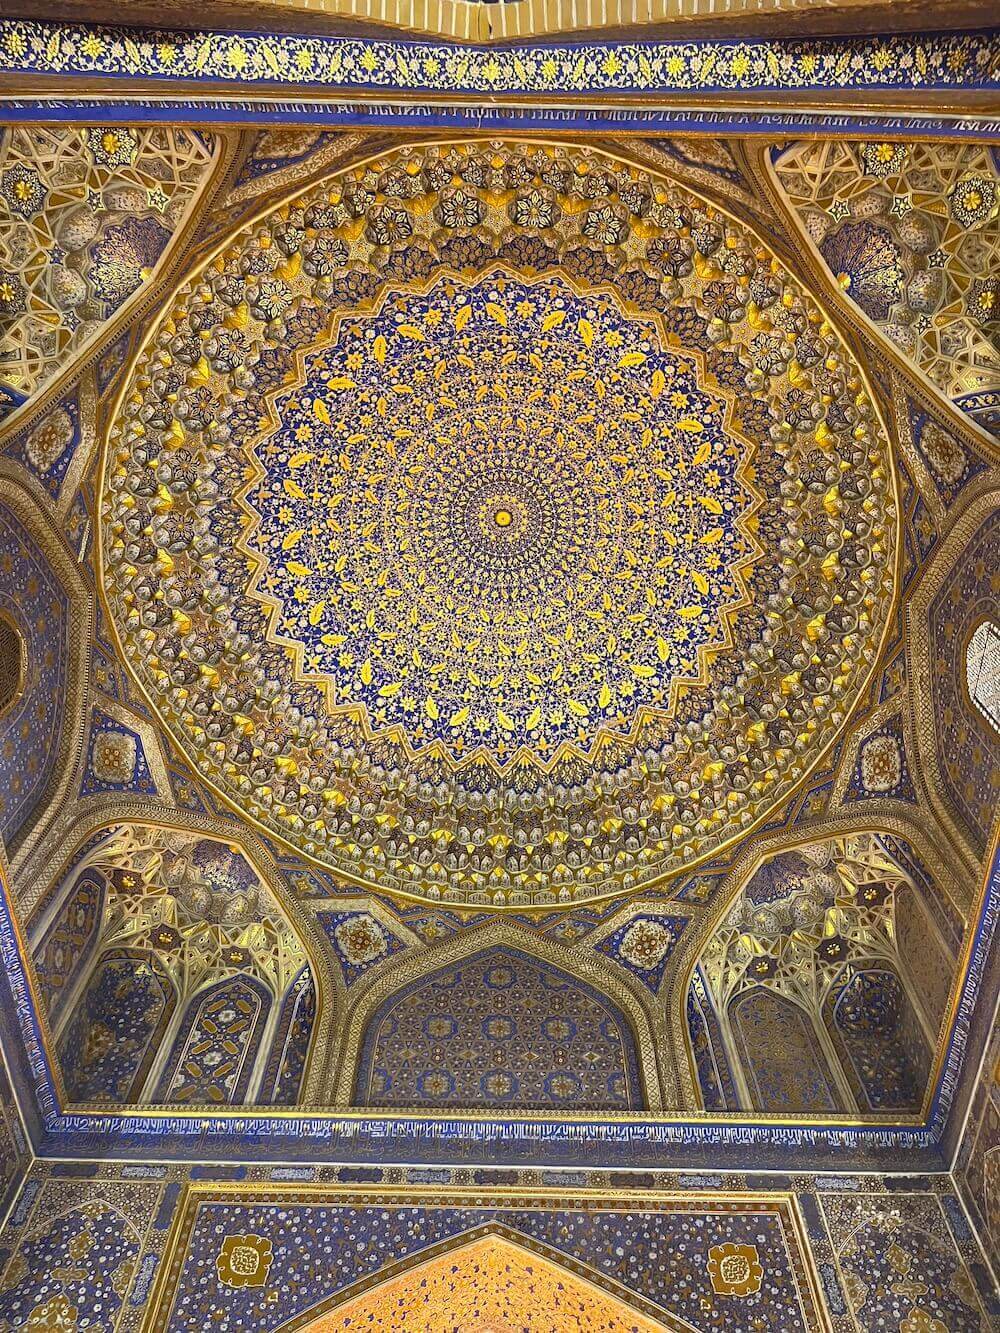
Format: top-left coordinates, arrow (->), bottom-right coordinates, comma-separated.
774,140 -> 1000,428
68,824 -> 306,1008
0,125 -> 218,421
699,833 -> 910,1016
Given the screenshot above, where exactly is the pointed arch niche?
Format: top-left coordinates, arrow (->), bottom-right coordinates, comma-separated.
29,818 -> 327,1109
331,922 -> 663,1111
682,828 -> 959,1117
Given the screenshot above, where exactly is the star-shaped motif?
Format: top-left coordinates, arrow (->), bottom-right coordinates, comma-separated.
828,199 -> 850,222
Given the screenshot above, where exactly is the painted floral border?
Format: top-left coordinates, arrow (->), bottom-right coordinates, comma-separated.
0,20 -> 997,97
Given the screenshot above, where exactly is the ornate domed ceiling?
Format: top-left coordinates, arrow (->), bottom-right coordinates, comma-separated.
0,21 -> 999,1324
100,140 -> 899,908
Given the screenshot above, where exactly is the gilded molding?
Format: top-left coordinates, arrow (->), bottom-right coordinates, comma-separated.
0,21 -> 996,101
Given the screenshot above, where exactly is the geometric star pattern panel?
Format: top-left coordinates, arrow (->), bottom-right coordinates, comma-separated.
56,950 -> 176,1103
825,966 -> 930,1112
355,946 -> 644,1110
730,984 -> 845,1113
151,974 -> 270,1105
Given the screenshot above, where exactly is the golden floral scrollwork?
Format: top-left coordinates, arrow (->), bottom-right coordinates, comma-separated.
899,1308 -> 948,1333
25,1295 -> 78,1332
216,1233 -> 274,1289
706,1241 -> 764,1297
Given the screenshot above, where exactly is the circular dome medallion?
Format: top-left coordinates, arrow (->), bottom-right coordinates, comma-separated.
240,268 -> 760,769
101,141 -> 898,909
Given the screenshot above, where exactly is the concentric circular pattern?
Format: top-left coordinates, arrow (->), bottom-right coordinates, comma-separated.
240,269 -> 758,767
101,141 -> 898,907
